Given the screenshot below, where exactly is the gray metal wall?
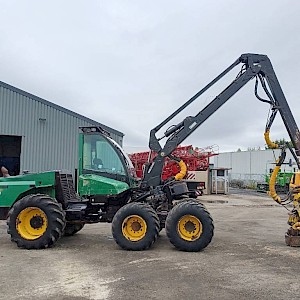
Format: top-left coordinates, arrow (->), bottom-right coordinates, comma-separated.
213,149 -> 297,182
0,82 -> 123,174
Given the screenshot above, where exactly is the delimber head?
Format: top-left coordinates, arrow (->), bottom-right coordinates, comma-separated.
285,227 -> 300,247
285,173 -> 300,246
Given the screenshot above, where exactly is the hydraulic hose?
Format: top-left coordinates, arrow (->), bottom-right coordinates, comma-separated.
268,162 -> 282,204
269,150 -> 286,204
264,129 -> 278,149
174,160 -> 187,180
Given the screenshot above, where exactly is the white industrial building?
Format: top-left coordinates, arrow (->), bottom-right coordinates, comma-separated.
213,148 -> 297,184
0,81 -> 124,176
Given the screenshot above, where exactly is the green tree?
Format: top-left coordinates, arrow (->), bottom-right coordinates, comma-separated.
266,138 -> 293,149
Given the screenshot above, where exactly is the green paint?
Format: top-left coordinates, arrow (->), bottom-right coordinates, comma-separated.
78,132 -> 84,177
78,174 -> 129,196
0,171 -> 56,207
0,130 -> 134,212
265,171 -> 293,187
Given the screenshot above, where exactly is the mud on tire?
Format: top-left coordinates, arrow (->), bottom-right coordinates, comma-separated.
112,202 -> 160,251
7,194 -> 66,249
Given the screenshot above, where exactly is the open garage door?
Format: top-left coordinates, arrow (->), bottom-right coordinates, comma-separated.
0,135 -> 21,176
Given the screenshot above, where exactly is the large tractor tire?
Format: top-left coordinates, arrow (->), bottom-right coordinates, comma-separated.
64,223 -> 85,236
7,194 -> 66,249
112,202 -> 160,251
165,200 -> 214,252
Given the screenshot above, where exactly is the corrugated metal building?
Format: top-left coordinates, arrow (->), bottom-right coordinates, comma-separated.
213,149 -> 297,182
0,81 -> 124,175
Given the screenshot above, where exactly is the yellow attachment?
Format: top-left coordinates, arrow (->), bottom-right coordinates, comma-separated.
293,194 -> 300,210
122,215 -> 147,241
264,129 -> 278,149
289,172 -> 300,190
16,207 -> 48,240
268,163 -> 282,204
288,173 -> 300,208
288,213 -> 299,226
292,222 -> 300,230
293,193 -> 300,201
177,215 -> 202,241
174,160 -> 187,181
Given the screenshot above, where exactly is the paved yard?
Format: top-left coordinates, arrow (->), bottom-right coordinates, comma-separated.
0,190 -> 299,300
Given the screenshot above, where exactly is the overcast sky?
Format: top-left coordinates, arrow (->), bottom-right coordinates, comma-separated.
1,1 -> 300,154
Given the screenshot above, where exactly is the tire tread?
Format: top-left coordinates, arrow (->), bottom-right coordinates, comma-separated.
166,199 -> 214,252
6,194 -> 66,249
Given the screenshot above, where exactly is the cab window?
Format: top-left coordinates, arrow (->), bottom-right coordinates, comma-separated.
83,134 -> 125,175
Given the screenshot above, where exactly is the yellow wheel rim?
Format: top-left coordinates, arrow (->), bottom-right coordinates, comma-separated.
122,215 -> 147,241
16,207 -> 48,240
178,215 -> 202,241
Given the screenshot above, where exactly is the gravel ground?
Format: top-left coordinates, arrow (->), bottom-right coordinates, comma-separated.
0,189 -> 299,300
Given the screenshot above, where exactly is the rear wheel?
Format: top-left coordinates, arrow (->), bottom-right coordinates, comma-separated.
112,202 -> 159,251
166,200 -> 214,252
7,194 -> 66,249
64,223 -> 85,236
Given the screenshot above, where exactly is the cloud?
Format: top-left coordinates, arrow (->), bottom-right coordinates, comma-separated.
1,0 -> 300,153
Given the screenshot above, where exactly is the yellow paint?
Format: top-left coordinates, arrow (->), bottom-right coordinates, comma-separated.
292,222 -> 300,230
122,215 -> 147,241
177,214 -> 202,241
290,172 -> 300,190
289,173 -> 300,214
268,160 -> 282,204
288,213 -> 299,226
174,160 -> 187,180
264,129 -> 278,149
16,207 -> 48,240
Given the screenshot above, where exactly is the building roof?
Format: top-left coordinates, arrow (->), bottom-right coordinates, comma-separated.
0,80 -> 124,137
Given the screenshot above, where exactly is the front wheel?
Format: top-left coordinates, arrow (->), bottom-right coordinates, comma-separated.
7,194 -> 66,249
165,200 -> 214,252
112,202 -> 159,251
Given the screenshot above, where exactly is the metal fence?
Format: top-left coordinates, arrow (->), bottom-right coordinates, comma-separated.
229,173 -> 266,189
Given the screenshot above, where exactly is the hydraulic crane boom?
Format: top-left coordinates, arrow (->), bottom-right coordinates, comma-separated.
142,53 -> 300,188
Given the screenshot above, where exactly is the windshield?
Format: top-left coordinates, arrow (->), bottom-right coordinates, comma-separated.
107,137 -> 135,169
83,134 -> 126,175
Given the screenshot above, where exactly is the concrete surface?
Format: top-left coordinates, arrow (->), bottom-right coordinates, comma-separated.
0,189 -> 299,300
